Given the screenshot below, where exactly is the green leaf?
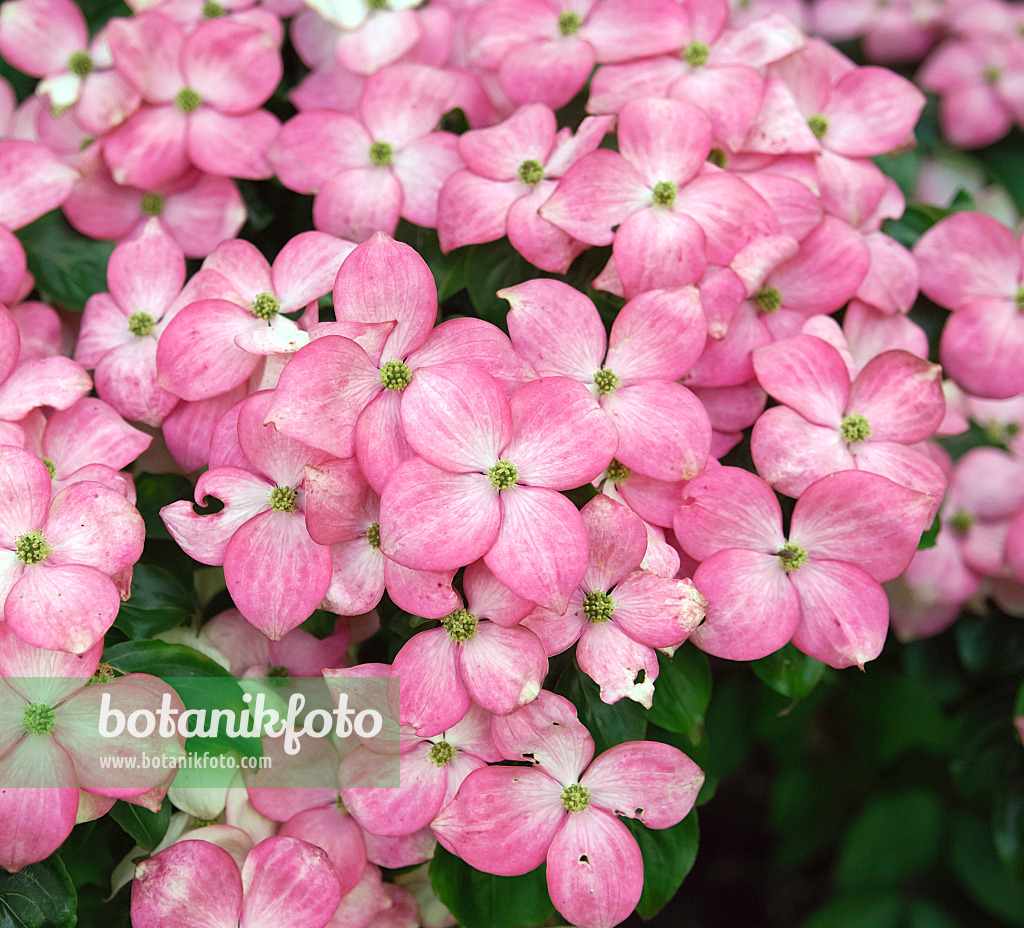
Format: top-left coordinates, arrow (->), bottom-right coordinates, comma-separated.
625,810 -> 699,919
554,659 -> 647,756
646,645 -> 712,740
977,131 -> 1024,215
0,855 -> 76,928
751,644 -> 825,701
949,811 -> 1024,926
873,148 -> 920,201
994,776 -> 1024,877
463,240 -> 534,330
428,845 -> 553,928
882,203 -> 956,249
836,789 -> 943,891
16,212 -> 115,311
109,800 -> 171,852
803,891 -> 902,928
133,473 -> 195,541
917,511 -> 941,550
114,564 -> 197,639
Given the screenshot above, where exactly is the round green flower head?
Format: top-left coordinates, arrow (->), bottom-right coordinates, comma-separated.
366,522 -> 381,550
489,459 -> 518,490
269,486 -> 297,512
607,459 -> 631,484
41,457 -> 57,479
15,530 -> 51,565
518,159 -> 545,186
807,114 -> 829,138
175,87 -> 201,113
68,50 -> 93,76
429,741 -> 456,767
251,292 -> 280,321
652,180 -> 677,207
593,368 -> 620,395
128,311 -> 155,337
684,41 -> 709,67
23,703 -> 56,735
141,193 -> 165,217
561,782 -> 590,812
444,608 -> 478,642
203,0 -> 225,16
707,147 -> 728,168
950,509 -> 974,534
1015,286 -> 1024,310
558,10 -> 582,35
755,287 -> 782,313
840,413 -> 871,443
777,541 -> 808,572
379,359 -> 412,391
583,590 -> 615,624
369,141 -> 393,167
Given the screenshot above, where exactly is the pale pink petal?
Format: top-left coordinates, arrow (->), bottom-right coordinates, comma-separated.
240,836 -> 342,928
392,131 -> 462,230
689,548 -> 800,659
490,690 -> 594,779
546,808 -> 643,928
0,140 -> 78,230
43,481 -> 144,573
848,351 -> 944,442
430,765 -> 564,875
278,806 -> 367,899
360,64 -> 459,149
613,206 -> 707,298
576,620 -> 658,707
304,457 -> 376,545
459,622 -> 547,715
791,470 -> 933,582
188,107 -> 278,180
506,378 -> 617,490
503,279 -> 606,381
355,390 -> 414,495
498,37 -> 594,110
940,301 -> 1024,400
392,627 -> 470,737
0,445 -> 51,541
323,537 -> 385,616
789,559 -> 890,668
437,170 -> 522,252
108,226 -> 185,317
458,104 -> 556,180
184,20 -> 282,114
379,459 -> 499,571
463,558 -> 535,628
606,287 -> 706,382
579,494 -> 646,593
383,556 -> 460,619
103,105 -> 191,189
43,397 -> 151,477
752,334 -> 849,426
850,442 -> 947,509
314,166 -> 403,243
611,571 -> 705,648
582,741 -> 703,828
0,356 -> 92,421
269,112 -> 372,193
273,231 -> 356,311
485,484 -> 587,613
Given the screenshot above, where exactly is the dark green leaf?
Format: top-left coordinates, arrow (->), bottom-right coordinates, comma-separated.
976,131 -> 1024,215
133,473 -> 195,541
994,776 -> 1024,877
554,659 -> 646,756
0,855 -> 76,928
428,845 -> 553,928
873,148 -> 920,201
956,612 -> 1024,678
917,511 -> 941,550
463,240 -> 534,330
114,564 -> 196,639
109,800 -> 171,852
882,203 -> 956,249
836,789 -> 943,891
625,810 -> 699,919
82,0 -> 131,33
17,212 -> 114,311
647,645 -> 712,740
949,811 -> 1024,926
751,643 -> 825,700
803,891 -> 902,928
904,900 -> 960,928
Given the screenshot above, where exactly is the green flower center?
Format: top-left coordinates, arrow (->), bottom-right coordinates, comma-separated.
807,114 -> 829,138
583,590 -> 615,624
379,359 -> 412,391
1015,286 -> 1024,310
707,147 -> 727,168
443,608 -> 478,642
558,11 -> 582,35
90,663 -> 116,685
368,0 -> 388,9
128,311 -> 155,337
593,368 -> 619,395
429,741 -> 456,766
684,41 -> 709,67
366,522 -> 381,549
175,87 -> 201,113
202,0 -> 225,16
651,180 -> 677,207
369,141 -> 393,167
489,459 -> 518,490
269,486 -> 297,512
607,459 -> 631,484
840,413 -> 872,444
67,50 -> 93,77
518,159 -> 545,186
266,665 -> 290,686
15,531 -> 51,565
251,292 -> 280,321
561,782 -> 590,812
777,541 -> 808,572
41,457 -> 57,479
22,703 -> 56,735
141,193 -> 165,216
950,509 -> 974,534
754,286 -> 782,313
985,65 -> 1002,85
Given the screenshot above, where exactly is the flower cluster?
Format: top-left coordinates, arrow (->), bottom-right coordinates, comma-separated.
1,0 -> 1023,925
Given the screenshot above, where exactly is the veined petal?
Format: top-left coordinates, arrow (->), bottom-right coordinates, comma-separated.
240,836 -> 341,928
0,445 -> 51,542
392,627 -> 470,738
606,287 -> 705,382
576,620 -> 658,707
44,481 -> 145,574
752,334 -> 849,426
580,495 -> 647,593
611,571 -> 706,648
459,622 -> 547,716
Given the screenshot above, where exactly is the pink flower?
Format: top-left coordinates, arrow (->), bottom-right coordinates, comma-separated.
433,693 -> 703,928
0,446 -> 145,653
673,466 -> 934,667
